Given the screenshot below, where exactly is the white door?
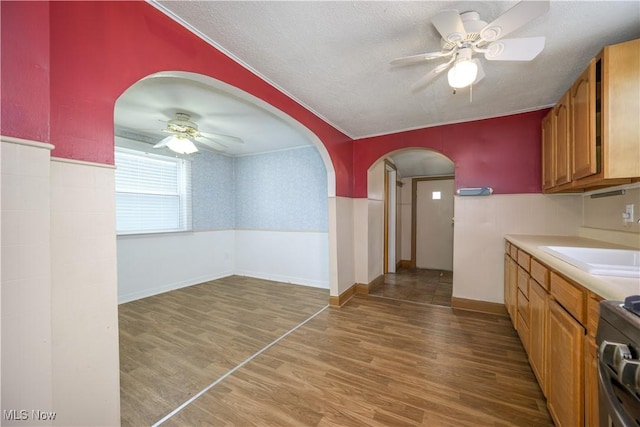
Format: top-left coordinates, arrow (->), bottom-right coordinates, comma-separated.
415,178 -> 454,271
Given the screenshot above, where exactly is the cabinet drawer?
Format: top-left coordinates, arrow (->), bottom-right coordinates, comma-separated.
530,259 -> 549,291
518,266 -> 530,298
510,244 -> 518,259
517,250 -> 531,270
587,293 -> 602,338
518,288 -> 529,326
550,272 -> 586,324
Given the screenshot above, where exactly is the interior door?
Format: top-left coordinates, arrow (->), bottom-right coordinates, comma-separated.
415,178 -> 454,271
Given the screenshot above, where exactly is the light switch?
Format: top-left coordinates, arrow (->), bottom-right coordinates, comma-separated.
624,204 -> 635,223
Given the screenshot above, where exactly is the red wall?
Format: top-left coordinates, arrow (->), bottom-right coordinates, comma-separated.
1,1 -> 546,197
1,1 -> 50,142
353,110 -> 549,197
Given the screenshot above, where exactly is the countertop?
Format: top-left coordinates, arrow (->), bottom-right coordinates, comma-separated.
504,234 -> 640,301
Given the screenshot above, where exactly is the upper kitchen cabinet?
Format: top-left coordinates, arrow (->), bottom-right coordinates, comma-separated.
571,62 -> 596,181
555,92 -> 572,187
542,38 -> 640,193
541,111 -> 554,190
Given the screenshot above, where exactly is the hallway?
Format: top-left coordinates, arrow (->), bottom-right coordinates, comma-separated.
370,268 -> 453,307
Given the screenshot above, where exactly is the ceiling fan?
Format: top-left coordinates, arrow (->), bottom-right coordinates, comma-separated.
391,0 -> 550,91
153,112 -> 243,154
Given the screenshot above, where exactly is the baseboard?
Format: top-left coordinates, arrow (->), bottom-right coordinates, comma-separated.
118,271 -> 234,304
351,274 -> 385,296
397,260 -> 412,269
367,275 -> 385,293
233,269 -> 329,289
451,297 -> 508,316
329,284 -> 356,307
355,283 -> 369,294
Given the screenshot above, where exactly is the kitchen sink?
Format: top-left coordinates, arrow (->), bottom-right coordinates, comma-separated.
541,246 -> 640,278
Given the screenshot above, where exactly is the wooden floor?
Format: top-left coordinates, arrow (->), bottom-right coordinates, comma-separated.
118,276 -> 329,426
119,276 -> 552,426
370,268 -> 453,307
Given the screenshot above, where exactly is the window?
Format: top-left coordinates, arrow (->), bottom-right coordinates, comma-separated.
432,191 -> 441,200
115,147 -> 192,234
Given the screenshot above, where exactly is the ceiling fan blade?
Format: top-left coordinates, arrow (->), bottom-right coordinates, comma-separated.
431,9 -> 466,43
390,50 -> 452,65
479,0 -> 550,42
153,135 -> 173,149
197,138 -> 228,151
472,59 -> 485,84
200,132 -> 244,145
484,37 -> 545,61
412,61 -> 452,92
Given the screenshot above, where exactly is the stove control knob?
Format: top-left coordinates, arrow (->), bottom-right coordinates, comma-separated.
617,358 -> 640,392
599,340 -> 632,371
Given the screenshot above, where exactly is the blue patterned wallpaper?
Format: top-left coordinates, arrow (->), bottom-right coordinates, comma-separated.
192,146 -> 328,232
192,150 -> 235,230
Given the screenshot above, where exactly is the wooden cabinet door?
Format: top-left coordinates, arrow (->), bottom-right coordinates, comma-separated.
504,254 -> 512,317
571,61 -> 597,180
508,257 -> 519,328
547,299 -> 585,427
529,279 -> 547,396
554,92 -> 571,186
541,112 -> 554,190
603,39 -> 640,179
585,338 -> 599,427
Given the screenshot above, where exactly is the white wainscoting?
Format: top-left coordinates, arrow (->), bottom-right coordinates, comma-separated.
452,193 -> 582,304
117,229 -> 235,303
50,157 -> 121,426
1,137 -> 55,423
330,196 -> 356,295
234,229 -> 329,288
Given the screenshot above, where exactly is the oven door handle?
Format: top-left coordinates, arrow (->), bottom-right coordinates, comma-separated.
598,360 -> 635,427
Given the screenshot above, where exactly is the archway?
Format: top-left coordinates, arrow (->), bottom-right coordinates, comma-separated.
113,71 -> 340,424
365,148 -> 455,306
113,71 -> 339,301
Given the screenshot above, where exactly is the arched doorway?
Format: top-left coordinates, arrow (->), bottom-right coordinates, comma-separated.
113,71 -> 338,301
367,148 -> 455,306
113,71 -> 340,424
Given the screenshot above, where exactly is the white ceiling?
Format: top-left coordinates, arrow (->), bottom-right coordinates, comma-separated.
114,72 -> 315,156
117,1 -> 639,177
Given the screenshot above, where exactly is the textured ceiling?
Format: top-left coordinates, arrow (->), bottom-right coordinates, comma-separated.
153,0 -> 640,139
121,1 -> 639,178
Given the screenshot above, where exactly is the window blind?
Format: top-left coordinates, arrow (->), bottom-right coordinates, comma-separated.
115,148 -> 192,234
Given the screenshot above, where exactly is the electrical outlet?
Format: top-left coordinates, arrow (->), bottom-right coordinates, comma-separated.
624,204 -> 635,223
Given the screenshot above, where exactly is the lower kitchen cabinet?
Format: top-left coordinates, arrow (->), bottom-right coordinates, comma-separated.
504,240 -> 600,427
585,338 -> 599,426
529,279 -> 548,394
504,253 -> 513,318
508,256 -> 519,328
547,299 -> 585,427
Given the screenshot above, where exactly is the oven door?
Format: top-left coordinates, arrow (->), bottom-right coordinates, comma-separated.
599,352 -> 640,426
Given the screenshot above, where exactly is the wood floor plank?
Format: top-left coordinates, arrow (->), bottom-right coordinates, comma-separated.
120,274 -> 552,426
119,277 -> 329,426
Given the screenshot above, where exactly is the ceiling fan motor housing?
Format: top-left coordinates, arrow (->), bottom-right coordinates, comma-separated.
167,113 -> 201,138
441,11 -> 488,49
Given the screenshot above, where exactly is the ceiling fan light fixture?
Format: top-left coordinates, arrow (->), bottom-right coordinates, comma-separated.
447,59 -> 478,89
166,135 -> 198,154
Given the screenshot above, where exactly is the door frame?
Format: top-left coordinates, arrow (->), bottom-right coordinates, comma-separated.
383,160 -> 397,274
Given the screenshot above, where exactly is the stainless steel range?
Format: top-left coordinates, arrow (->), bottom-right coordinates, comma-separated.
597,297 -> 640,426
